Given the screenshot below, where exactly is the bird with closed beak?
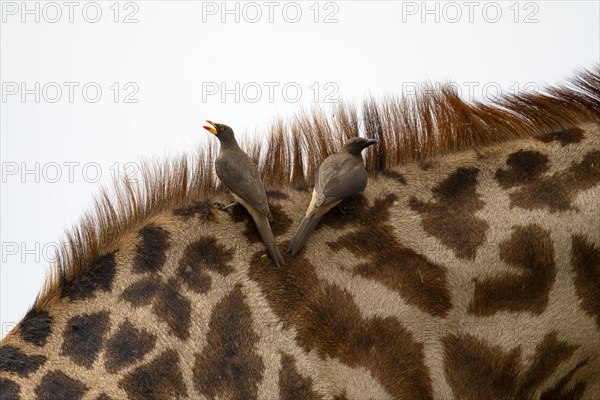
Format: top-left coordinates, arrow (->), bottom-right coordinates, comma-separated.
287,137 -> 378,256
203,120 -> 285,267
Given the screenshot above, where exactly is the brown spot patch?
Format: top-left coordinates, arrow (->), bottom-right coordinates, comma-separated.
249,253 -> 433,399
231,202 -> 293,239
19,309 -> 52,347
498,150 -> 600,212
133,224 -> 171,273
265,203 -> 293,236
443,331 -> 584,400
119,349 -> 187,400
495,150 -> 550,188
409,167 -> 489,260
173,199 -> 214,221
62,252 -> 116,300
328,195 -> 452,317
571,235 -> 600,327
193,285 -> 264,399
354,249 -> 451,317
279,354 -> 322,400
176,237 -> 234,294
104,320 -> 157,373
310,285 -> 432,399
35,371 -> 88,400
538,127 -> 584,146
319,194 -> 369,230
442,333 -> 520,399
469,224 -> 555,316
0,378 -> 20,400
540,359 -> 588,400
517,331 -> 578,398
61,311 -> 110,368
95,395 -> 112,400
151,279 -> 191,340
120,276 -> 162,307
229,205 -> 256,239
0,345 -> 46,377
380,169 -> 407,185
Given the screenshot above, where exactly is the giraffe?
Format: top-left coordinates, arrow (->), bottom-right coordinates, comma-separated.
1,68 -> 599,400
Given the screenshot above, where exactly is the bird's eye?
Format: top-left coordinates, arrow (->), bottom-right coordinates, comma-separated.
220,126 -> 225,132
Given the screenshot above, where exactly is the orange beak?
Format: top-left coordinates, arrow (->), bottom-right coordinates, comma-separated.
203,120 -> 217,135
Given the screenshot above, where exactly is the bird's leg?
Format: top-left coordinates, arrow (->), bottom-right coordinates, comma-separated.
214,201 -> 239,211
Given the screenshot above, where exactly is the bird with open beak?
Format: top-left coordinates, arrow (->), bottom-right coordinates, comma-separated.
287,137 -> 378,256
203,120 -> 285,267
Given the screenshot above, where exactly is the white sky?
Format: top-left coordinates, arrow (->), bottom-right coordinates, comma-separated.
1,0 -> 599,338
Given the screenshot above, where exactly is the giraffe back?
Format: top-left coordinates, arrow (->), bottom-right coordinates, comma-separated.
1,72 -> 599,400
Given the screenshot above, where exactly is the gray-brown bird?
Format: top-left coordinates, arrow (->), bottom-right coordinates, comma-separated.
204,120 -> 285,267
287,137 -> 378,256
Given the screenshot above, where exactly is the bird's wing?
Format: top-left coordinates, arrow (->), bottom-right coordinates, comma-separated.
315,154 -> 368,207
216,151 -> 272,219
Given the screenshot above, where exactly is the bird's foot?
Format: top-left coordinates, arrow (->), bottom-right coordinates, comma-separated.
214,201 -> 239,211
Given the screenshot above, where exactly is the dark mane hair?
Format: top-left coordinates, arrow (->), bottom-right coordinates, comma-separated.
24,67 -> 600,314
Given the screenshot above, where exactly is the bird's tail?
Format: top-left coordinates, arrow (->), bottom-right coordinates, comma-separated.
287,213 -> 323,256
254,214 -> 286,267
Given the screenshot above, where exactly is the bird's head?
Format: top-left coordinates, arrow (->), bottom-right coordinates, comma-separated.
203,120 -> 236,144
342,137 -> 379,156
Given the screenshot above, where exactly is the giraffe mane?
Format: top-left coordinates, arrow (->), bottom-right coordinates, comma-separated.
25,66 -> 600,320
